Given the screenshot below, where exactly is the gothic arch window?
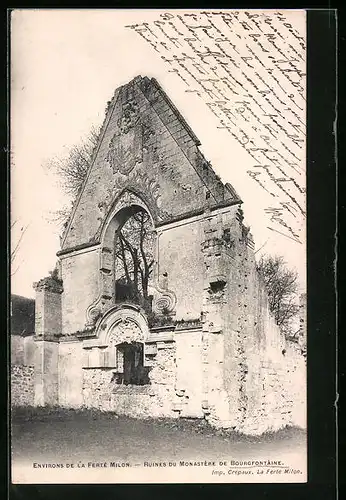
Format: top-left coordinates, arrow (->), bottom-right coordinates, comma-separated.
87,193 -> 161,326
113,208 -> 155,313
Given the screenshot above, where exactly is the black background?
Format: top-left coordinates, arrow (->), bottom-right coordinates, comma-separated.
3,5 -> 339,500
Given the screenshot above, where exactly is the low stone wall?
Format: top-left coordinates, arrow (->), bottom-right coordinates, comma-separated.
11,364 -> 35,406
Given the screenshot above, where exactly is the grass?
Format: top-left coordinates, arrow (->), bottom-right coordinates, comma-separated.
11,405 -> 306,444
11,406 -> 307,484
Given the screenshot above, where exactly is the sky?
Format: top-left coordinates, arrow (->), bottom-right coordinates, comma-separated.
10,9 -> 306,299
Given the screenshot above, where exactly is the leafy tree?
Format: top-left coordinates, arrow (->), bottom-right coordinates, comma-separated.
256,254 -> 300,340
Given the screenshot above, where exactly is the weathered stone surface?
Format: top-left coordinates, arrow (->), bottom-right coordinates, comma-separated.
175,329 -> 204,418
61,76 -> 240,252
34,276 -> 62,339
61,250 -> 100,334
21,76 -> 306,435
11,364 -> 34,406
82,342 -> 177,418
34,340 -> 59,406
58,341 -> 84,408
11,335 -> 36,366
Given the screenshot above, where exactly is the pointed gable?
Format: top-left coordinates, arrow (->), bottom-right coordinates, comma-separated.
60,76 -> 241,253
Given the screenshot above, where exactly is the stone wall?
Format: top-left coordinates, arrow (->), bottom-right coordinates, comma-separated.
231,247 -> 306,435
11,336 -> 25,365
283,344 -> 306,429
61,76 -> 236,252
30,76 -> 306,435
11,335 -> 36,366
198,205 -> 306,433
82,342 -> 177,418
174,329 -> 203,417
60,250 -> 100,334
82,368 -> 114,411
60,200 -> 306,433
11,364 -> 35,406
240,348 -> 306,435
58,340 -> 84,407
148,341 -> 177,417
11,336 -> 36,407
158,219 -> 204,321
34,340 -> 59,406
58,75 -> 236,336
34,277 -> 63,338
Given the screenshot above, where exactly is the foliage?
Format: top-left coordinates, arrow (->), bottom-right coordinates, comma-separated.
256,254 -> 299,339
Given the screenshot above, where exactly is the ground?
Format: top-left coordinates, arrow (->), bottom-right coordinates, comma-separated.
12,407 -> 306,469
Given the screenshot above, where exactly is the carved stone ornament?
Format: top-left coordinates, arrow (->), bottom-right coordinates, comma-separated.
127,171 -> 171,222
129,170 -> 161,208
86,303 -> 103,325
118,98 -> 140,135
107,128 -> 143,176
149,284 -> 177,316
94,304 -> 150,345
108,318 -> 144,346
106,98 -> 143,176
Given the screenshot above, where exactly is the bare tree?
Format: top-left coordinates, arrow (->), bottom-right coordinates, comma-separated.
115,210 -> 155,308
45,126 -> 100,225
256,254 -> 300,340
11,220 -> 28,276
46,126 -> 155,309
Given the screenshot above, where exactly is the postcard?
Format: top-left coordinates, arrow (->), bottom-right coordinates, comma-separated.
10,9 -> 309,484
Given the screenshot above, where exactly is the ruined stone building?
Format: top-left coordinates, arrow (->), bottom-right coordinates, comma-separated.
11,76 -> 306,434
